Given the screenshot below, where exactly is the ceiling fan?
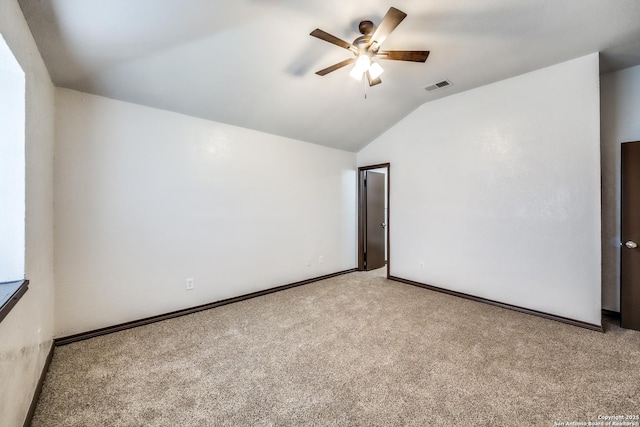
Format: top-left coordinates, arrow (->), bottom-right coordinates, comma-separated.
310,7 -> 430,86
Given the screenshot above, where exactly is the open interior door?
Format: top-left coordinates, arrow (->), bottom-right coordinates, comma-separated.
365,171 -> 386,271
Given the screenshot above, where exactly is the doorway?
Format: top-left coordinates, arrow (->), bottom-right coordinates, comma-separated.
621,141 -> 640,331
358,163 -> 390,277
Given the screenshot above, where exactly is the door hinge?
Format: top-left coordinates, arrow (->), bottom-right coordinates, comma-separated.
364,178 -> 367,187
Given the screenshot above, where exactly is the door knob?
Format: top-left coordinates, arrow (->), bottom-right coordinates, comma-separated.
381,222 -> 386,228
625,241 -> 638,249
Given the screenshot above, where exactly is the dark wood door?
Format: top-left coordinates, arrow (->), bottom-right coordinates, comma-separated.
621,141 -> 640,331
365,171 -> 386,270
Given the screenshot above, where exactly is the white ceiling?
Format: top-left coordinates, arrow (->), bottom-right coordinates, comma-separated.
18,0 -> 640,152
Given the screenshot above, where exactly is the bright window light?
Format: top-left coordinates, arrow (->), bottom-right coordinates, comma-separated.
0,33 -> 26,283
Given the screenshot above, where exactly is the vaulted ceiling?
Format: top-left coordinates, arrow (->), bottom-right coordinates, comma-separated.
19,0 -> 640,152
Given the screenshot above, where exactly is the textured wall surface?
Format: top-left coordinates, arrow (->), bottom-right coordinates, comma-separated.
600,64 -> 640,311
54,88 -> 357,337
358,54 -> 601,325
0,0 -> 55,426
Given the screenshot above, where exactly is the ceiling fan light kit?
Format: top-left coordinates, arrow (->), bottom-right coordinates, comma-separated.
368,62 -> 384,80
349,55 -> 384,81
310,7 -> 430,87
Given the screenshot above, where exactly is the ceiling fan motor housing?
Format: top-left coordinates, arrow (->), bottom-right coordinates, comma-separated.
353,35 -> 373,55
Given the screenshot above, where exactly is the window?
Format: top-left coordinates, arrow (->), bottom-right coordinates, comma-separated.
0,33 -> 28,322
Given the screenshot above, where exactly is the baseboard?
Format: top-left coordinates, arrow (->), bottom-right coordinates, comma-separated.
389,276 -> 603,332
55,269 -> 357,346
602,309 -> 621,319
23,341 -> 54,427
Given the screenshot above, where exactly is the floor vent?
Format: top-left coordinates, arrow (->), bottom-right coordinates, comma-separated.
425,79 -> 453,92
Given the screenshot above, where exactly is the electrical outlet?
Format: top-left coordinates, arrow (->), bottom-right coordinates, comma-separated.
307,258 -> 312,267
419,262 -> 424,269
319,255 -> 324,264
186,277 -> 194,290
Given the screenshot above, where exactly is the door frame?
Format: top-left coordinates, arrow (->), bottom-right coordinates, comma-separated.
358,163 -> 390,277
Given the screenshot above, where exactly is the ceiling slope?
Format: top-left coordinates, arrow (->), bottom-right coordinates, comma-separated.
18,0 -> 640,152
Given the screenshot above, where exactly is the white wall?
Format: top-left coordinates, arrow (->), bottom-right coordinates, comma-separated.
358,54 -> 602,326
0,0 -> 55,426
54,88 -> 357,337
601,64 -> 640,312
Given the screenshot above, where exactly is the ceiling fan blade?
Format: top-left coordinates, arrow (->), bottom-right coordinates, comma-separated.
369,7 -> 407,48
310,29 -> 355,52
366,71 -> 382,87
377,50 -> 430,62
315,58 -> 357,76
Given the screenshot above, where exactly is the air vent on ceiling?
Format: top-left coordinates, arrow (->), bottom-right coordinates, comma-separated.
425,79 -> 453,92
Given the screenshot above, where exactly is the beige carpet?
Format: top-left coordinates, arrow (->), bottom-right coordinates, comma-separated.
32,272 -> 640,426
